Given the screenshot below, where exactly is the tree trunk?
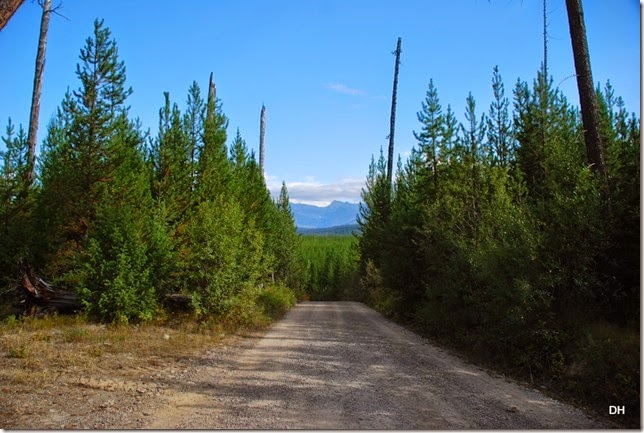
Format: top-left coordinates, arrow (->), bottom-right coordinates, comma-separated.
565,0 -> 611,213
26,0 -> 51,186
259,104 -> 266,175
543,0 -> 548,77
386,37 -> 402,194
207,71 -> 216,121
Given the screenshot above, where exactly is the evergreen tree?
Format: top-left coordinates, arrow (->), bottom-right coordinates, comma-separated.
183,81 -> 204,182
595,82 -> 640,323
0,120 -> 34,288
150,92 -> 192,220
357,59 -> 639,417
195,80 -> 229,201
39,19 -> 133,252
413,80 -> 444,192
357,149 -> 389,270
37,19 -> 155,322
272,181 -> 305,294
487,66 -> 514,168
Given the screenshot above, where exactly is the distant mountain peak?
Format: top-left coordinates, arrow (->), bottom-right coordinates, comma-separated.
290,201 -> 360,229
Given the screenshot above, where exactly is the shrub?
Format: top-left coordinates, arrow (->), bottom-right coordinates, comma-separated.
257,284 -> 296,319
564,322 -> 640,425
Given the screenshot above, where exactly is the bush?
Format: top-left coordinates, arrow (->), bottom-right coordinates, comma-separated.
257,284 -> 296,319
564,322 -> 640,426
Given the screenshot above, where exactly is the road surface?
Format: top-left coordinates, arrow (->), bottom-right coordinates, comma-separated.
148,301 -> 610,429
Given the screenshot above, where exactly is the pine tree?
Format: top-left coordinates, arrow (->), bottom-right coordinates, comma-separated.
487,66 -> 514,168
272,181 -> 305,293
413,80 -> 444,193
0,120 -> 33,287
183,81 -> 204,183
38,19 -> 155,322
230,128 -> 248,170
440,105 -> 459,163
195,79 -> 230,201
39,19 -> 133,249
357,149 -> 389,270
83,115 -> 156,322
461,92 -> 487,162
150,92 -> 193,221
595,82 -> 640,323
459,93 -> 488,238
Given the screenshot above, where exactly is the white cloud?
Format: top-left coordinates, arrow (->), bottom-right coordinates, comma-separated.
325,82 -> 367,96
265,174 -> 364,206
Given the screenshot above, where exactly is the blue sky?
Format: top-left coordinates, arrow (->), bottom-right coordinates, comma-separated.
0,0 -> 640,205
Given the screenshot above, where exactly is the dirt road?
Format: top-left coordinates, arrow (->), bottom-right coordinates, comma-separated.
146,301 -> 611,429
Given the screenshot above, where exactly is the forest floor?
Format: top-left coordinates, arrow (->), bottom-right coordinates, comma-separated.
1,302 -> 619,429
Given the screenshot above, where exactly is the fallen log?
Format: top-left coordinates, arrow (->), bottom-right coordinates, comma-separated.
15,263 -> 82,316
163,293 -> 193,312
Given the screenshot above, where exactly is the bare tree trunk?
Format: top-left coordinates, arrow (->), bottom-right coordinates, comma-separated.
543,0 -> 548,77
259,104 -> 266,175
386,37 -> 402,194
566,0 -> 601,166
26,0 -> 51,186
565,0 -> 610,213
207,71 -> 216,121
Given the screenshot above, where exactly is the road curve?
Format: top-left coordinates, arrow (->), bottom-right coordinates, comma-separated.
148,301 -> 611,429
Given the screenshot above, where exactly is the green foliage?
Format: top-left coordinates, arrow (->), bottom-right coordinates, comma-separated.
0,120 -> 35,287
360,259 -> 396,316
487,66 -> 515,167
181,197 -> 246,315
270,182 -> 307,297
564,322 -> 640,426
256,283 -> 297,318
300,235 -> 359,301
0,18 -> 304,326
217,283 -> 297,330
358,66 -> 639,421
357,148 -> 389,270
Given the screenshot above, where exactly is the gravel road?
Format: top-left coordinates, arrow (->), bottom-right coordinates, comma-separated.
147,301 -> 612,429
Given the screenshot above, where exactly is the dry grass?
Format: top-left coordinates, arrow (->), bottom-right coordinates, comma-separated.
0,314 -> 226,386
0,312 -> 238,428
0,290 -> 294,429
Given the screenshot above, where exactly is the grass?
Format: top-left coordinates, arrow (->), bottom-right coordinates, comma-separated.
0,310 -> 256,429
0,282 -> 297,389
0,312 -> 239,390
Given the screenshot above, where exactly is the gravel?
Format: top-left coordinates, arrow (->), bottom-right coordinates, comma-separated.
145,301 -> 614,429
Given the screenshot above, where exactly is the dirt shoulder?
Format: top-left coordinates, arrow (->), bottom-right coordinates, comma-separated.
0,302 -> 619,429
0,315 -> 238,429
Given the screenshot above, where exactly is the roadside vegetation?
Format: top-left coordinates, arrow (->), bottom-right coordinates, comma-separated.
0,9 -> 638,430
357,68 -> 639,427
0,19 -> 304,326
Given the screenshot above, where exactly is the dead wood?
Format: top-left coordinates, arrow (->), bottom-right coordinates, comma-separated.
14,262 -> 82,316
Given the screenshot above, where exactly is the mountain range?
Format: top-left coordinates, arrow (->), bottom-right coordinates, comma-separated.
290,200 -> 360,229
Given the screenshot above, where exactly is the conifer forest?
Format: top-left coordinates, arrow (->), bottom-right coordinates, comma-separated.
0,4 -> 640,426
1,19 -> 305,323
